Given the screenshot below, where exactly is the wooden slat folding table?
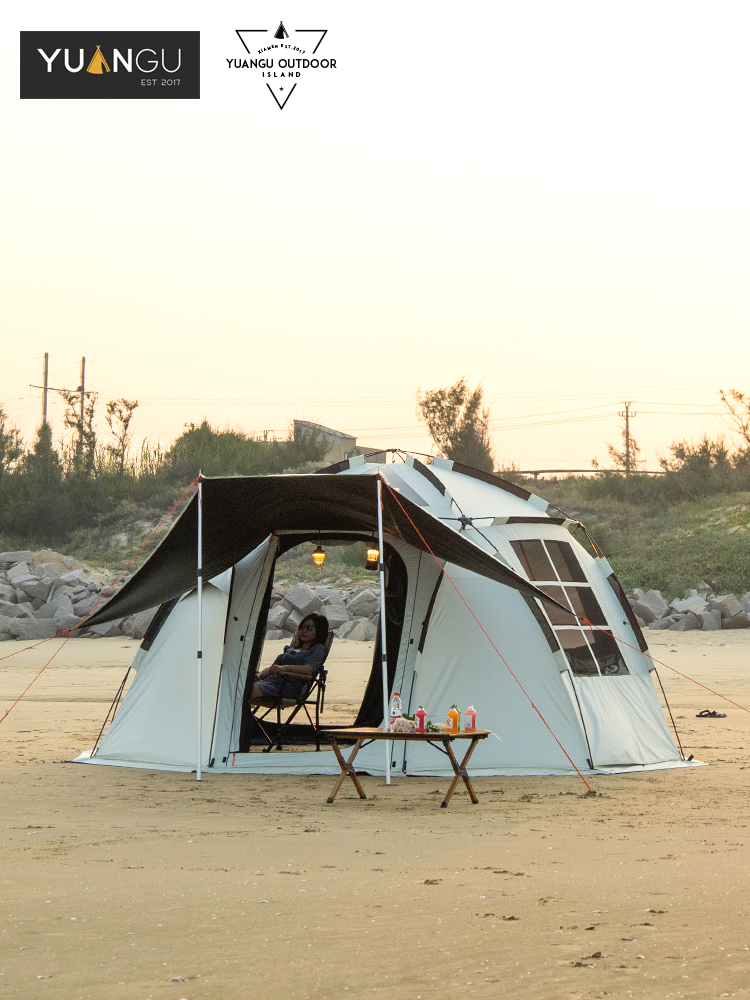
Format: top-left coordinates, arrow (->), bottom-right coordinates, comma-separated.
325,727 -> 490,808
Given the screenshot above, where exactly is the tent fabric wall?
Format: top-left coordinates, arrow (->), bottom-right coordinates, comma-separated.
573,674 -> 680,767
402,567 -> 592,775
94,585 -> 228,768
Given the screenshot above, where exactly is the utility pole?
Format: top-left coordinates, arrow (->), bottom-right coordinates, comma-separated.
618,401 -> 637,475
79,357 -> 86,431
42,353 -> 49,425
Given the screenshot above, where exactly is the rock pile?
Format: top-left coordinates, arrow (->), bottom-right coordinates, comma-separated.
0,550 -> 154,641
630,587 -> 750,632
266,581 -> 380,642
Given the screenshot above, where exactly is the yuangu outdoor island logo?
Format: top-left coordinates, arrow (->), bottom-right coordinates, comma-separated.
20,32 -> 200,99
228,23 -> 335,109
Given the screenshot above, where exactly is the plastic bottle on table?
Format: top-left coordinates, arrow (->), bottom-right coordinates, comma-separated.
464,705 -> 477,731
415,706 -> 427,733
446,704 -> 460,734
389,690 -> 402,730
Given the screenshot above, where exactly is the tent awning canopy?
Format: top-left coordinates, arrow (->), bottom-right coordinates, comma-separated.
86,474 -> 566,626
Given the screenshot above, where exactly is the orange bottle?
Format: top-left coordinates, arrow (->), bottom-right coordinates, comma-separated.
464,706 -> 477,731
446,705 -> 460,734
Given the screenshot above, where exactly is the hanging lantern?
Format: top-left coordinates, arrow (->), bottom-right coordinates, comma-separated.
312,545 -> 326,567
365,545 -> 379,571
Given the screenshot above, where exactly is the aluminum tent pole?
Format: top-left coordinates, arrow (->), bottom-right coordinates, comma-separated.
376,476 -> 391,785
196,476 -> 203,782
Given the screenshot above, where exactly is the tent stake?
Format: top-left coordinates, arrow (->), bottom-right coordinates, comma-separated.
196,475 -> 203,781
377,476 -> 390,785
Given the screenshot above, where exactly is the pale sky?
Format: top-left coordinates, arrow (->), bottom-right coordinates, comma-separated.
3,1 -> 750,473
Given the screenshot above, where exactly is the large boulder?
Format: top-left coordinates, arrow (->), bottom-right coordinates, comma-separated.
59,569 -> 92,588
2,602 -> 34,619
324,604 -> 349,630
632,590 -> 669,623
722,612 -> 750,629
56,615 -> 84,635
741,592 -> 750,614
89,621 -> 123,638
52,595 -> 75,619
346,589 -> 380,617
0,615 -> 15,634
699,610 -> 722,631
669,612 -> 702,632
33,562 -> 61,580
315,586 -> 347,605
34,603 -> 58,620
0,551 -> 33,570
670,590 -> 707,614
709,595 -> 744,620
338,618 -> 378,641
283,583 -> 323,617
267,604 -> 291,630
129,608 -> 157,640
8,618 -> 59,640
18,577 -> 53,603
0,584 -> 16,603
649,616 -> 679,630
72,594 -> 99,617
7,562 -> 32,586
286,608 -> 305,632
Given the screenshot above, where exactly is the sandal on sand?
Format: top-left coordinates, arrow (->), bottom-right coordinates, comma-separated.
696,709 -> 727,718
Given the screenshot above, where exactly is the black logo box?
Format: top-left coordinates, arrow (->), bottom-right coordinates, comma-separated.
20,31 -> 199,99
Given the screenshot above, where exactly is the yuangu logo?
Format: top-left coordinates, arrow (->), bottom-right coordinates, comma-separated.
20,31 -> 200,99
227,23 -> 336,109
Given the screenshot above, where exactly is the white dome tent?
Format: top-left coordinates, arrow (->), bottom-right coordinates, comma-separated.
77,455 -> 692,778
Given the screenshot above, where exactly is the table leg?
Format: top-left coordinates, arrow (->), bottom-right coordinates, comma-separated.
441,738 -> 481,808
327,738 -> 366,803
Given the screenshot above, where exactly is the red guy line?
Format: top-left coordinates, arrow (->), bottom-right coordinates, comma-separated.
580,618 -> 750,715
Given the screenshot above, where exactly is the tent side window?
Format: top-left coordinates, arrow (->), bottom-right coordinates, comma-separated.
557,629 -> 599,676
590,630 -> 629,675
545,539 -> 587,582
510,540 -> 555,581
511,536 -> 629,677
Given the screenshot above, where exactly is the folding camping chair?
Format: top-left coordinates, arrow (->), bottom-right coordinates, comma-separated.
248,633 -> 333,752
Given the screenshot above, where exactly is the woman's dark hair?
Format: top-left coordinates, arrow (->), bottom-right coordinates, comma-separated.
295,612 -> 329,648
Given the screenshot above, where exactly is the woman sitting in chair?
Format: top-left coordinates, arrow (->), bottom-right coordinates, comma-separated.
251,612 -> 330,702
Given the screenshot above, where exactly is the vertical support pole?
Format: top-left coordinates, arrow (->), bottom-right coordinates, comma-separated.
376,476 -> 391,785
42,353 -> 49,425
79,357 -> 86,431
196,476 -> 203,781
624,402 -> 630,477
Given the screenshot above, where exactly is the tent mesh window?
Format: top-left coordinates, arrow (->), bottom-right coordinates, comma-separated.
510,539 -> 628,677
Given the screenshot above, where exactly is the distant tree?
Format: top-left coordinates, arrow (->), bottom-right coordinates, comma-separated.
593,426 -> 645,473
719,388 -> 750,460
416,378 -> 495,473
659,434 -> 731,472
60,388 -> 98,475
22,422 -> 63,491
105,398 -> 139,474
0,406 -> 23,475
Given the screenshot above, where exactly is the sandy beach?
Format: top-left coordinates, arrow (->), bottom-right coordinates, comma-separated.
2,631 -> 750,999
